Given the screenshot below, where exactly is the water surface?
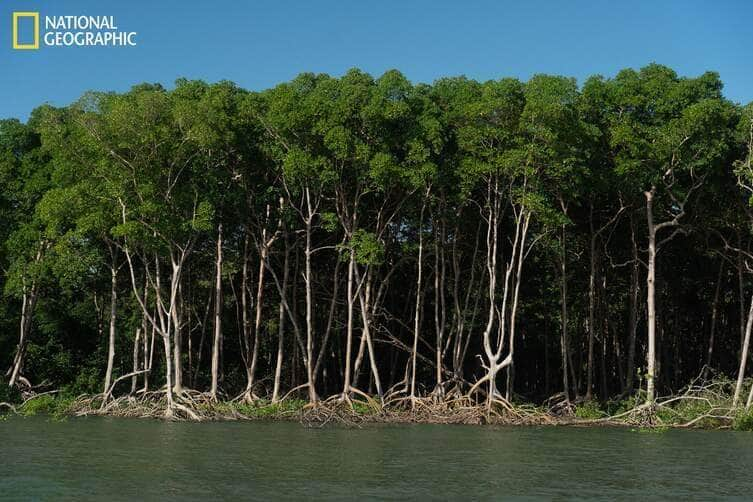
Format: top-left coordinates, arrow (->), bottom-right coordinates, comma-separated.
1,416 -> 751,500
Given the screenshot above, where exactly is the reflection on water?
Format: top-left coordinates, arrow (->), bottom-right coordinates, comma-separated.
1,416 -> 751,500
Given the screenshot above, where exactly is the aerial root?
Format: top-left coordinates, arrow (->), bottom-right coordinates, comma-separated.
3,371 -> 743,429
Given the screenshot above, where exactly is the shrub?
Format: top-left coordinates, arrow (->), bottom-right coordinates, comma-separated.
19,394 -> 74,419
575,400 -> 605,419
733,409 -> 753,431
19,394 -> 57,416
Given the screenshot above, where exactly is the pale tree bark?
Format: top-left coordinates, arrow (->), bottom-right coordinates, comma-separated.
246,203 -> 283,400
131,328 -> 141,394
172,281 -> 184,395
103,258 -> 118,397
559,220 -> 571,403
351,275 -> 368,389
342,247 -> 358,396
645,189 -> 658,404
8,283 -> 39,388
239,231 -> 253,397
142,288 -> 152,393
740,239 -> 746,352
735,295 -> 753,407
643,175 -> 700,405
7,243 -> 45,389
433,206 -> 447,397
355,267 -> 383,398
410,187 -> 430,399
733,120 -> 753,408
468,177 -> 533,408
271,234 -> 289,403
122,241 -> 188,416
302,188 -> 318,403
126,249 -> 182,414
210,224 -> 223,400
338,183 -> 374,401
247,239 -> 266,398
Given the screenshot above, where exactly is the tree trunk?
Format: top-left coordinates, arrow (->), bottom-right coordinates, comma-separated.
586,208 -> 597,400
740,233 -> 746,353
162,330 -> 175,415
410,190 -> 429,398
272,235 -> 289,403
624,215 -> 640,394
703,260 -> 724,380
131,328 -> 141,394
733,295 -> 753,407
356,269 -> 383,398
172,283 -> 183,394
303,196 -> 317,403
559,223 -> 571,403
7,244 -> 44,388
342,248 -> 357,396
103,263 -> 118,396
144,305 -> 154,393
8,285 -> 38,388
645,188 -> 657,404
434,211 -> 446,397
210,224 -> 223,399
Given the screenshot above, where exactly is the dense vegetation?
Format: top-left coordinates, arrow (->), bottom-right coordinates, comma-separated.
2,64 -> 753,421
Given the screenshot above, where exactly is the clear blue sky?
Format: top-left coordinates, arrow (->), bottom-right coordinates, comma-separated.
3,0 -> 752,121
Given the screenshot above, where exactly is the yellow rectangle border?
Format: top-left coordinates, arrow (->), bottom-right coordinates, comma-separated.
12,12 -> 39,50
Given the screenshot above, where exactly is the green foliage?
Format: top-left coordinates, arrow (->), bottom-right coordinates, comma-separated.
19,394 -> 57,415
65,366 -> 102,396
575,401 -> 605,419
207,399 -> 308,419
351,400 -> 379,415
190,201 -> 215,232
0,65 -> 749,422
18,394 -> 74,419
350,229 -> 384,266
733,409 -> 753,431
0,377 -> 22,404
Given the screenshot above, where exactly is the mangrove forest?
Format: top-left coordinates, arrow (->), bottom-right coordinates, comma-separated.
3,64 -> 753,426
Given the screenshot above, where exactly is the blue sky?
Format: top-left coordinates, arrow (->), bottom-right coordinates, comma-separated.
3,0 -> 752,121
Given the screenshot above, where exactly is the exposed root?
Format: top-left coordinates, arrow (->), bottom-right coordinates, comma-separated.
4,373 -> 745,430
300,401 -> 365,428
0,401 -> 17,413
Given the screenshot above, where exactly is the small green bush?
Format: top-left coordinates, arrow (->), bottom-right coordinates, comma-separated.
19,394 -> 74,419
733,409 -> 753,431
575,400 -> 604,419
352,400 -> 377,415
19,394 -> 57,416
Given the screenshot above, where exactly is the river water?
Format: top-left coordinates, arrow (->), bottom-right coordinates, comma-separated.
1,416 -> 751,500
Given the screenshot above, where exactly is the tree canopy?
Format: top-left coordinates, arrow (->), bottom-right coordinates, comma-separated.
2,65 -> 753,418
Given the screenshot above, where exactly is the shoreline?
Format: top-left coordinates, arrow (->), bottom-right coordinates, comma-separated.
2,389 -> 747,431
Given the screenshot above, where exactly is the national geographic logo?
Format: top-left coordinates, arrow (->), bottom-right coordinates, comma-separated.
12,12 -> 39,50
12,12 -> 137,49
